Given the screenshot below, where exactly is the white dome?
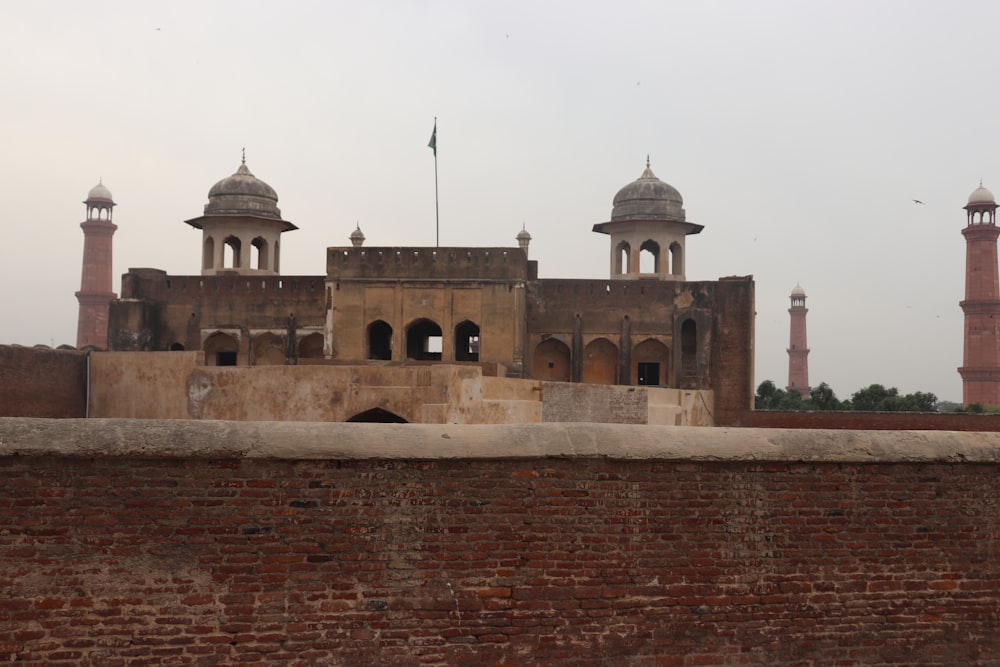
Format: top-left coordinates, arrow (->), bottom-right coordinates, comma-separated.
968,184 -> 995,205
87,181 -> 113,202
791,284 -> 806,297
610,160 -> 685,223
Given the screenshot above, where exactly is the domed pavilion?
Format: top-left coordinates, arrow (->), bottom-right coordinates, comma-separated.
592,157 -> 703,280
185,155 -> 297,276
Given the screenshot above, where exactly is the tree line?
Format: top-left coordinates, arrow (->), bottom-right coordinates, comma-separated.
755,381 -> 941,412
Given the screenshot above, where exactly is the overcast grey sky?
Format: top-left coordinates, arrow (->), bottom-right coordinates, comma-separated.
3,1 -> 997,403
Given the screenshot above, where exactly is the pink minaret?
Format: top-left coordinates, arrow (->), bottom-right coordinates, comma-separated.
959,183 -> 1000,407
786,284 -> 810,399
75,181 -> 118,350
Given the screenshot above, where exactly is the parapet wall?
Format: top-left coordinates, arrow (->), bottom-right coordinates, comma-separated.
85,353 -> 712,425
119,269 -> 326,301
0,346 -> 85,418
2,419 -> 999,665
326,247 -> 529,280
740,409 -> 1000,431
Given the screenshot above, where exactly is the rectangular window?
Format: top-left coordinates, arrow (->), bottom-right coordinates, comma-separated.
216,351 -> 238,366
637,362 -> 660,386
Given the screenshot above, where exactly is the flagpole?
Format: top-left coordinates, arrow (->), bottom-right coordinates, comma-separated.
433,117 -> 439,247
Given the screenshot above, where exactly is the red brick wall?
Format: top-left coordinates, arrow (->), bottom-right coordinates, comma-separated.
3,442 -> 998,664
0,346 -> 86,418
738,410 -> 1000,431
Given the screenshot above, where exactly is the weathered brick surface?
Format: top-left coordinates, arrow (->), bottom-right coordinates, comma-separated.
740,409 -> 1000,431
2,450 -> 999,665
0,346 -> 86,418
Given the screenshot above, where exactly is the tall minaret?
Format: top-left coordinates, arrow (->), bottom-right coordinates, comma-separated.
75,181 -> 118,350
959,183 -> 1000,407
786,284 -> 810,399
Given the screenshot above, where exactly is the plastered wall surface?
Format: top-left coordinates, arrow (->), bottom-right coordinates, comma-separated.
85,353 -> 713,425
2,419 -> 999,666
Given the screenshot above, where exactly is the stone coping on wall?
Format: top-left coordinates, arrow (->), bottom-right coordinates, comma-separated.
3,418 -> 1000,463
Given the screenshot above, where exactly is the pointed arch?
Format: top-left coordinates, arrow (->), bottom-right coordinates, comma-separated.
582,337 -> 618,385
615,241 -> 631,275
203,236 -> 215,270
639,239 -> 660,274
368,320 -> 393,360
204,331 -> 239,366
669,241 -> 683,276
298,332 -> 324,359
406,318 -> 442,360
632,338 -> 669,386
533,338 -> 571,381
347,408 -> 408,423
455,320 -> 480,362
252,332 -> 285,366
223,236 -> 241,269
251,236 -> 268,271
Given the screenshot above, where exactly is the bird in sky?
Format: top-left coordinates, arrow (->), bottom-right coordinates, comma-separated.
913,199 -> 924,204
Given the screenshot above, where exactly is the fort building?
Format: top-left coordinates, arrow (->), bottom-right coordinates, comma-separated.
106,157 -> 755,423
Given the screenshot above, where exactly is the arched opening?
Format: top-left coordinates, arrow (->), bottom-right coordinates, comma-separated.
274,240 -> 280,273
680,319 -> 698,385
169,342 -> 185,351
368,320 -> 393,360
455,320 -> 480,362
298,333 -> 324,359
582,338 -> 618,385
347,408 -> 408,423
632,338 -> 669,386
204,332 -> 239,366
203,237 -> 215,270
669,242 -> 682,276
406,319 -> 442,361
252,332 -> 285,366
223,236 -> 241,269
252,237 -> 268,271
532,339 -> 571,382
615,241 -> 631,275
639,240 -> 660,274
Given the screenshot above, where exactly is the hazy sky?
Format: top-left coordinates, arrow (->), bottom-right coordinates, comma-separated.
4,1 -> 998,403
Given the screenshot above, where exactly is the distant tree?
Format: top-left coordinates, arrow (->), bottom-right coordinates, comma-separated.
898,391 -> 938,412
807,382 -> 842,411
756,380 -> 939,412
755,380 -> 778,409
848,384 -> 938,412
849,384 -> 896,411
755,380 -> 806,410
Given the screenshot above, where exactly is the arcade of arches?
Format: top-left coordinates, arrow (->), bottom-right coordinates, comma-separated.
365,318 -> 482,363
200,331 -> 325,366
532,322 -> 694,388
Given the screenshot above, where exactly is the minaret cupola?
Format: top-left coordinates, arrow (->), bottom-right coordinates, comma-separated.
592,157 -> 703,280
184,153 -> 297,276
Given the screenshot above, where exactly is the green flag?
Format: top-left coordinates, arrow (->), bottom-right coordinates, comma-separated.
428,121 -> 437,156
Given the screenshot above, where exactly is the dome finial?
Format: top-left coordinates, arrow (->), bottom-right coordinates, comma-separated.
646,154 -> 650,169
241,147 -> 246,165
